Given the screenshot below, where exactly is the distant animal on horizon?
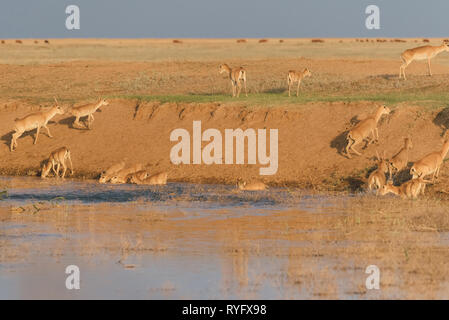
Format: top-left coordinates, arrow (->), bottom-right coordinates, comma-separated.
10,97 -> 64,152
219,64 -> 248,98
345,105 -> 391,158
410,139 -> 449,182
41,146 -> 74,179
69,98 -> 109,129
287,68 -> 312,97
399,41 -> 449,80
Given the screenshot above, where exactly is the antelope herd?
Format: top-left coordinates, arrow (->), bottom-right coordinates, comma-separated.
344,104 -> 449,199
4,40 -> 449,197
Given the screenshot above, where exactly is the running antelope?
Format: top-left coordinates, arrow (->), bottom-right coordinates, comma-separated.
130,172 -> 168,185
10,98 -> 64,152
345,105 -> 391,158
41,146 -> 74,179
367,151 -> 389,195
399,41 -> 449,80
70,98 -> 109,129
388,136 -> 413,179
219,64 -> 248,97
287,68 -> 312,97
410,139 -> 449,182
237,180 -> 267,191
379,178 -> 431,199
110,163 -> 144,184
99,161 -> 126,183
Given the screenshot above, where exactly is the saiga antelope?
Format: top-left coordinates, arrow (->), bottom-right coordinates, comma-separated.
367,150 -> 389,195
70,98 -> 109,129
237,180 -> 267,191
41,146 -> 74,179
128,170 -> 149,183
99,161 -> 126,183
399,41 -> 449,80
410,139 -> 449,182
379,178 -> 431,199
219,64 -> 248,97
388,136 -> 413,179
10,98 -> 64,152
130,172 -> 168,185
287,68 -> 312,97
345,105 -> 391,158
110,163 -> 144,184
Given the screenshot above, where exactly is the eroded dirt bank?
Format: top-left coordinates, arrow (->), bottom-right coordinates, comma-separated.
1,99 -> 449,192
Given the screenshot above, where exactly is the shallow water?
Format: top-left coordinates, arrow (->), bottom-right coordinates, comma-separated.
0,176 -> 448,299
0,176 -> 345,215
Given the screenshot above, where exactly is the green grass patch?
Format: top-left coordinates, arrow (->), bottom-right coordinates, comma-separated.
110,91 -> 449,109
0,190 -> 8,200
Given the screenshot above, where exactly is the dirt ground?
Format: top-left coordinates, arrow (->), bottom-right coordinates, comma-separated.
1,39 -> 449,193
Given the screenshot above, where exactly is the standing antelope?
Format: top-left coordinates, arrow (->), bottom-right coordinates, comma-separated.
367,151 -> 389,195
219,64 -> 248,97
345,105 -> 391,158
388,137 -> 413,179
399,41 -> 449,80
10,98 -> 64,152
41,146 -> 74,179
287,68 -> 312,97
379,178 -> 431,199
70,98 -> 109,129
410,139 -> 449,182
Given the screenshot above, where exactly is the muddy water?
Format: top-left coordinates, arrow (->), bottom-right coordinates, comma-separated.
1,176 -> 448,299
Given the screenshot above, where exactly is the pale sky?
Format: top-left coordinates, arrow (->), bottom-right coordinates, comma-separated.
0,0 -> 448,38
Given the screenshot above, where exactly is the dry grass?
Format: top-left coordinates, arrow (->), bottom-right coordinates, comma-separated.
4,38 -> 448,65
